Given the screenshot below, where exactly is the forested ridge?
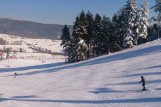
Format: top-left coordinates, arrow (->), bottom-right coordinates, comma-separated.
0,18 -> 72,39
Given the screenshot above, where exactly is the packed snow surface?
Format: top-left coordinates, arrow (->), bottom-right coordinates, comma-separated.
0,39 -> 161,107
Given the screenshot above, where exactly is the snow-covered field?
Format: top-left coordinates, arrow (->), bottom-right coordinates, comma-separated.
0,34 -> 63,53
0,38 -> 161,107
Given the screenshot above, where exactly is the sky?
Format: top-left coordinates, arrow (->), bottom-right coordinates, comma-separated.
0,0 -> 156,25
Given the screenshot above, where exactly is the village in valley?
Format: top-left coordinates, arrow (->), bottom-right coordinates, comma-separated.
0,34 -> 64,67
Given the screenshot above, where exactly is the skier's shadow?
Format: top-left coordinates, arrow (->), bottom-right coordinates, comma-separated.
89,87 -> 147,94
156,88 -> 161,90
88,87 -> 123,94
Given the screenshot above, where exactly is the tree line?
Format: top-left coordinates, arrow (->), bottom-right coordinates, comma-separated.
61,0 -> 160,63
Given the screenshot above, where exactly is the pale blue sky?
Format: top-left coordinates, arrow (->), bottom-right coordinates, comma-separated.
0,0 -> 156,25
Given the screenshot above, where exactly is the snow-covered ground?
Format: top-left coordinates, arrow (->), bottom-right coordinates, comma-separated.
0,38 -> 161,107
0,34 -> 63,53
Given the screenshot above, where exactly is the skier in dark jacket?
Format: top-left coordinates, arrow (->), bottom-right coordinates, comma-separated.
140,76 -> 147,91
14,72 -> 17,78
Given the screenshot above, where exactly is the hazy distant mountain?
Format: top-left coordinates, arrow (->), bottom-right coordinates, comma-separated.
0,18 -> 72,39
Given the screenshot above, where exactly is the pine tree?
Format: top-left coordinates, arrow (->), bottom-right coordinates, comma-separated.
74,38 -> 88,61
60,24 -> 71,62
100,15 -> 111,54
69,16 -> 80,62
123,0 -> 138,49
147,24 -> 158,41
69,11 -> 88,62
111,13 -> 124,52
93,13 -> 102,56
137,0 -> 149,45
61,25 -> 71,50
151,0 -> 161,39
151,0 -> 161,24
77,10 -> 87,40
75,10 -> 88,61
85,11 -> 94,59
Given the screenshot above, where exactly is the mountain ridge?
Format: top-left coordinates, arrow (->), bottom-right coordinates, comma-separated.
0,18 -> 73,39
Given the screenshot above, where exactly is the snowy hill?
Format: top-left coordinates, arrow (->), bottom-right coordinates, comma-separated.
0,39 -> 161,107
0,34 -> 63,53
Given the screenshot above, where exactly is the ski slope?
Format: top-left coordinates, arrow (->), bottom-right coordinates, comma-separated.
0,39 -> 161,107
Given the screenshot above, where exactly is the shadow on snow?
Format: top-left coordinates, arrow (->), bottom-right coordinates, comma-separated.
0,45 -> 161,76
88,87 -> 123,94
0,97 -> 161,104
112,79 -> 161,85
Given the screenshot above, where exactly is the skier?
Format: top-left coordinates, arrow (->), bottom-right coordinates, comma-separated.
14,72 -> 17,78
139,76 -> 147,91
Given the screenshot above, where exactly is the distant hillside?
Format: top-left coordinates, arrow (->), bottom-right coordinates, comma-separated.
0,18 -> 72,39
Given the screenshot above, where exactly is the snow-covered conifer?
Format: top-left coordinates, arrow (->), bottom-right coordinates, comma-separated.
123,0 -> 138,48
136,0 -> 149,44
69,11 -> 88,62
76,38 -> 88,61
